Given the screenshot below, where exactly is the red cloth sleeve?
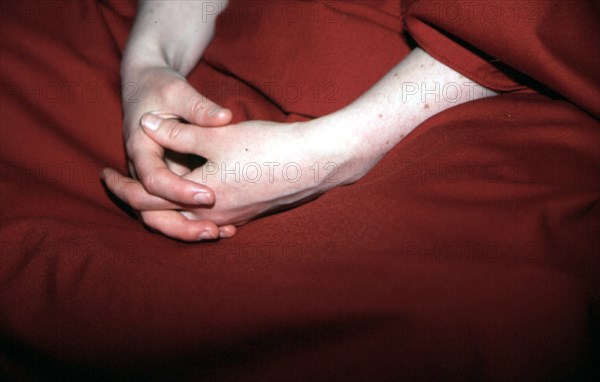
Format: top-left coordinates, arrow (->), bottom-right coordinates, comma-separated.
402,0 -> 600,116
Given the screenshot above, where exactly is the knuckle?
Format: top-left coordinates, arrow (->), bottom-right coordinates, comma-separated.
171,181 -> 191,201
124,134 -> 150,161
127,191 -> 144,210
125,137 -> 138,156
129,161 -> 143,180
141,172 -> 158,191
166,121 -> 184,142
185,225 -> 200,240
162,79 -> 187,100
189,97 -> 209,119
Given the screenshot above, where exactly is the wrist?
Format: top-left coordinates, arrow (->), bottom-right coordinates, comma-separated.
120,25 -> 172,81
123,1 -> 226,77
121,55 -> 168,84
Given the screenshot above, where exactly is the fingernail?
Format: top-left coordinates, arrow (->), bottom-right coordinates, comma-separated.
199,230 -> 216,240
208,107 -> 223,118
193,191 -> 213,205
141,114 -> 162,131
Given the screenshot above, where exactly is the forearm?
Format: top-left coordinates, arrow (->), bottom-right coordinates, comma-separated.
122,0 -> 228,77
322,48 -> 497,183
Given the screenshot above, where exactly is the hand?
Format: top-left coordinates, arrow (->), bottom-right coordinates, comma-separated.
102,0 -> 238,240
113,114 -> 366,228
103,66 -> 237,241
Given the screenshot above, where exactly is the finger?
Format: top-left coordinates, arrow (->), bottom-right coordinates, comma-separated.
218,225 -> 237,239
179,211 -> 236,238
168,82 -> 232,127
128,137 -> 215,205
141,210 -> 220,242
140,113 -> 223,159
163,158 -> 191,176
102,168 -> 190,211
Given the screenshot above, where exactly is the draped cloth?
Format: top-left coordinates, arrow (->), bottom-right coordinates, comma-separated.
1,0 -> 598,380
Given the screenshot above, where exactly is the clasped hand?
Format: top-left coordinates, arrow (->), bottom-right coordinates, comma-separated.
104,110 -> 360,241
103,48 -> 463,242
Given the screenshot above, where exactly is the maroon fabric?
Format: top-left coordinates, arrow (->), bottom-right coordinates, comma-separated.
1,0 -> 598,381
402,0 -> 600,114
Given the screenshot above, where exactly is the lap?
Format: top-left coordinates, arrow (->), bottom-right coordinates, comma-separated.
1,1 -> 598,380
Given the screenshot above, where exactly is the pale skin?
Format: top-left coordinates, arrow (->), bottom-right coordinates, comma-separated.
103,0 -> 496,241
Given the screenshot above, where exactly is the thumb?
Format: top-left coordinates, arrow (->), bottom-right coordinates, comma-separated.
140,113 -> 220,159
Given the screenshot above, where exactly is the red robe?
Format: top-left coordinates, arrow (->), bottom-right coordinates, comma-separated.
1,0 -> 598,380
